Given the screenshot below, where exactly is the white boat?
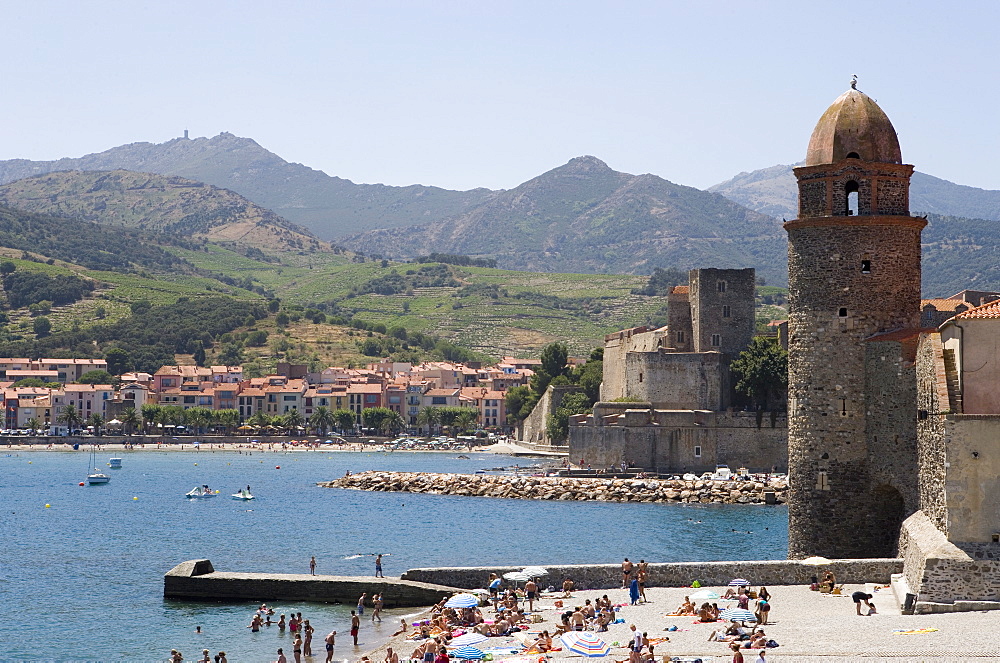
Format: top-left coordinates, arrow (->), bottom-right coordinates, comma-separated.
86,447 -> 110,485
185,486 -> 218,499
108,458 -> 123,469
231,488 -> 255,500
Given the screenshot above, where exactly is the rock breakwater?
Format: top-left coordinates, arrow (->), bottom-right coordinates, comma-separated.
320,471 -> 787,504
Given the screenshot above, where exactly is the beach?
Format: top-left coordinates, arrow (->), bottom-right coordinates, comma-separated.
361,584 -> 996,663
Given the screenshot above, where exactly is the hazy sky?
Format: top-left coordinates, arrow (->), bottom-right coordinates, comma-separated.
3,1 -> 998,192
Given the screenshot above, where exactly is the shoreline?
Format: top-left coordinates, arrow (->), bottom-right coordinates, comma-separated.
0,441 -> 549,455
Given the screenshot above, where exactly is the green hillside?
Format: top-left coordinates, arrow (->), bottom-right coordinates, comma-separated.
0,170 -> 325,254
343,156 -> 789,285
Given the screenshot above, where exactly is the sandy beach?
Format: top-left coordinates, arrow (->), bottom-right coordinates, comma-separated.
358,584 -> 998,663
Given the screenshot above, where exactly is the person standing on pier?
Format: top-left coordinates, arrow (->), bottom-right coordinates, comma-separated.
310,556 -> 316,575
621,558 -> 634,589
351,611 -> 360,645
357,593 -> 366,616
375,553 -> 384,577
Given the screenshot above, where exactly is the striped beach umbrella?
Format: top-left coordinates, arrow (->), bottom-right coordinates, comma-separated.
728,578 -> 751,587
522,566 -> 548,577
719,608 -> 756,622
445,593 -> 480,608
451,633 -> 488,647
689,589 -> 720,600
451,646 -> 486,660
560,631 -> 611,657
503,571 -> 531,582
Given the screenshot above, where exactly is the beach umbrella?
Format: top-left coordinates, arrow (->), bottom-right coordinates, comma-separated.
522,566 -> 548,577
719,608 -> 756,622
451,646 -> 486,660
445,593 -> 480,608
728,578 -> 751,587
469,588 -> 490,595
689,589 -> 720,600
560,632 -> 610,657
451,633 -> 488,647
503,571 -> 530,582
802,556 -> 832,565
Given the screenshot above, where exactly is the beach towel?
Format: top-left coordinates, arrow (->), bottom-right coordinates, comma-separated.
892,628 -> 939,635
629,579 -> 639,605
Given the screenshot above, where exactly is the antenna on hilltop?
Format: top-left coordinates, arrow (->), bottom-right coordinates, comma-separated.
851,74 -> 858,90
184,129 -> 190,140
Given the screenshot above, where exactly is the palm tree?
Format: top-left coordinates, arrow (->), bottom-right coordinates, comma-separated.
57,403 -> 83,433
185,407 -> 212,435
121,407 -> 140,435
86,413 -> 105,436
454,408 -> 477,434
332,408 -> 357,435
215,409 -> 240,435
310,405 -> 335,435
140,404 -> 161,434
248,410 -> 271,429
416,406 -> 440,435
25,416 -> 41,434
282,409 -> 304,434
382,410 -> 406,436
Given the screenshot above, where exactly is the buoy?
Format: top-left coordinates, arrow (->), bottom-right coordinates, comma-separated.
194,463 -> 198,466
79,482 -> 84,486
133,496 -> 138,500
275,466 -> 280,469
45,504 -> 51,508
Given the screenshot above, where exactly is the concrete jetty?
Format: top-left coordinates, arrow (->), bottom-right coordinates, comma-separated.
164,560 -> 461,607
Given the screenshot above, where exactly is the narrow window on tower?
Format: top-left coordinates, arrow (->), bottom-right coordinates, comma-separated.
861,259 -> 871,274
711,334 -> 721,347
717,280 -> 727,293
694,445 -> 702,458
816,471 -> 831,491
722,305 -> 731,318
839,307 -> 848,318
676,331 -> 685,344
845,180 -> 860,216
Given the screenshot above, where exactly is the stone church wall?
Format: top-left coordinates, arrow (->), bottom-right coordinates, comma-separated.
916,332 -> 949,534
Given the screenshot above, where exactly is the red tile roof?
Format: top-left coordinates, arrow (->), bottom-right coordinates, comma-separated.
921,298 -> 970,312
953,299 -> 1000,320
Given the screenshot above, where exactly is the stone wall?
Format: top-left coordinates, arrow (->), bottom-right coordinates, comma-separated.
623,350 -> 724,410
916,332 -> 949,533
519,385 -> 584,445
899,511 -> 1000,611
401,559 -> 902,591
569,408 -> 787,473
164,559 -> 459,607
942,415 -> 1000,543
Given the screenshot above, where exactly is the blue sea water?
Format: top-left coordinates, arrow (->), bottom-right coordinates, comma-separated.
0,450 -> 787,662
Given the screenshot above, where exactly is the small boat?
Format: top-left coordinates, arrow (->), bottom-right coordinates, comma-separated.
109,458 -> 123,469
231,488 -> 255,500
185,486 -> 218,499
86,446 -> 110,485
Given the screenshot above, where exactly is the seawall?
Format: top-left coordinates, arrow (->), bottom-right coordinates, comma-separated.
402,559 -> 903,590
164,559 -> 460,607
320,471 -> 788,504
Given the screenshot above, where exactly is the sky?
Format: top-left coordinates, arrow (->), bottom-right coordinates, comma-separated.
3,0 -> 999,192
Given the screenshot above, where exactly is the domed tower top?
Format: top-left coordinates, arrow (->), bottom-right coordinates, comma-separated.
805,89 -> 902,166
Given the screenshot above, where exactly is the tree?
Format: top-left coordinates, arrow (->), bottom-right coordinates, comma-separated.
33,316 -> 51,338
105,347 -> 131,375
361,406 -> 393,434
282,409 -> 304,432
86,413 -> 105,435
57,403 -> 83,432
416,406 -> 441,434
453,408 -> 477,433
12,377 -> 47,388
545,392 -> 593,443
730,336 -> 788,411
0,261 -> 15,274
25,416 -> 41,433
310,406 -> 335,435
572,357 -> 604,403
217,342 -> 245,366
276,312 -> 290,327
504,385 -> 538,423
140,404 -> 161,434
214,409 -> 240,434
267,298 -> 281,313
383,410 -> 406,435
249,410 -> 271,429
540,342 -> 569,381
130,299 -> 152,315
185,407 -> 212,434
332,408 -> 357,434
78,370 -> 116,385
120,407 -> 140,435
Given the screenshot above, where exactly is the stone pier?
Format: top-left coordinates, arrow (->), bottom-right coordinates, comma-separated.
164,560 -> 461,607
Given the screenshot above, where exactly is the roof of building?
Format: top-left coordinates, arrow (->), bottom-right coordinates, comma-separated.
805,89 -> 902,166
921,298 -> 970,312
953,299 -> 1000,320
670,285 -> 689,294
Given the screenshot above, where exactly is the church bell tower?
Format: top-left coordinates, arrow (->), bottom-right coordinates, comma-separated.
785,85 -> 925,558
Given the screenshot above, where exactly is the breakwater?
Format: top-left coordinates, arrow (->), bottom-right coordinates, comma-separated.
320,471 -> 788,504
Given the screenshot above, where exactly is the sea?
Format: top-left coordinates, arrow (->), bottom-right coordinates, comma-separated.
0,449 -> 787,662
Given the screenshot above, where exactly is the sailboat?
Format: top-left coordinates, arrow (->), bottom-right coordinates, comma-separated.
185,485 -> 218,498
86,447 -> 110,485
231,487 -> 255,500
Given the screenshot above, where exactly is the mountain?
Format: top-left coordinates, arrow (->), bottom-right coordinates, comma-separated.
0,170 -> 326,254
343,156 -> 789,284
709,164 -> 1000,222
0,133 -> 493,239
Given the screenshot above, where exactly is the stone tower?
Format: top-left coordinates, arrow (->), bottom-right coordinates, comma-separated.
785,88 -> 925,559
